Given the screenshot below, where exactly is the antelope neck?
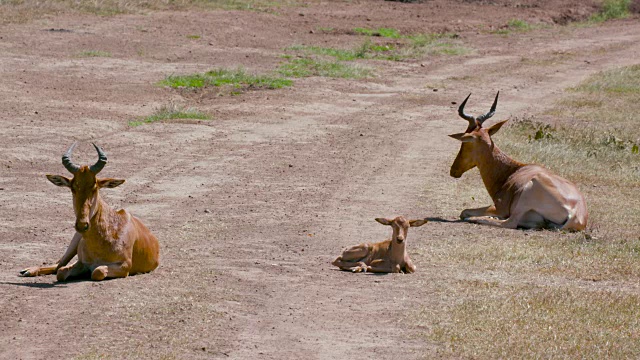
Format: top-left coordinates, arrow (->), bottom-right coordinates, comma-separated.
477,143 -> 523,200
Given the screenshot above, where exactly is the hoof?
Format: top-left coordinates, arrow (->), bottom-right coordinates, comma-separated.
19,268 -> 36,277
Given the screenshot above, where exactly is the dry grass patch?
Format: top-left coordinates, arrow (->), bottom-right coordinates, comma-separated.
425,284 -> 640,358
0,0 -> 307,24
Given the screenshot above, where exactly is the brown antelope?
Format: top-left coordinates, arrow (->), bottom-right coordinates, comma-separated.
448,92 -> 588,230
332,217 -> 428,273
20,143 -> 160,281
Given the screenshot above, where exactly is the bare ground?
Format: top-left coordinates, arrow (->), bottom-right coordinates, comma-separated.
1,1 -> 640,359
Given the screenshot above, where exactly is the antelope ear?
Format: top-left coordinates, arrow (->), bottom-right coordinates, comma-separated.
98,178 -> 125,188
375,218 -> 392,226
448,133 -> 474,142
409,219 -> 429,227
46,175 -> 71,187
488,120 -> 509,136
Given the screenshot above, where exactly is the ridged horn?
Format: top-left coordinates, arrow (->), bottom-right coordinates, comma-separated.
89,143 -> 107,174
458,93 -> 475,126
61,142 -> 80,174
476,91 -> 499,124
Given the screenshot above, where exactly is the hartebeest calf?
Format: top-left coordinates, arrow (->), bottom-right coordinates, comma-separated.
448,92 -> 588,230
332,217 -> 428,273
20,143 -> 159,281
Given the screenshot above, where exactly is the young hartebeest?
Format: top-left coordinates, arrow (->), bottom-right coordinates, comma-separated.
20,143 -> 160,281
332,217 -> 428,273
448,92 -> 588,230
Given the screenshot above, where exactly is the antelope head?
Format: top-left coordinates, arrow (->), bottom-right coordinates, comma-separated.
46,143 -> 125,233
375,216 -> 428,245
449,92 -> 505,178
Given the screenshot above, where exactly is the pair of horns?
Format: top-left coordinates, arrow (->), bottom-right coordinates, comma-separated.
62,142 -> 107,174
458,92 -> 499,128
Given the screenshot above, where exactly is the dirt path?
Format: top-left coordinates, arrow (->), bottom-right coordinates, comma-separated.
1,3 -> 640,359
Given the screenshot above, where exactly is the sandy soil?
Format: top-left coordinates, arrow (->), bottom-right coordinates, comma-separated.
1,1 -> 640,358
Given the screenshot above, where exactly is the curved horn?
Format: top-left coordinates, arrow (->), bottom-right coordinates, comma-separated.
89,143 -> 107,174
61,142 -> 80,174
458,93 -> 475,126
476,91 -> 499,124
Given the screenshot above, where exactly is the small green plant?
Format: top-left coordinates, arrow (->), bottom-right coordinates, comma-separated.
492,19 -> 534,35
278,58 -> 372,79
129,103 -> 210,127
186,34 -> 201,39
507,19 -> 532,31
590,0 -> 631,22
159,68 -> 292,90
354,27 -> 402,38
78,50 -> 112,57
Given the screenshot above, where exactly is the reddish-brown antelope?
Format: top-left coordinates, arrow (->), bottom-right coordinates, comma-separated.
20,143 -> 160,281
449,92 -> 588,230
332,217 -> 428,273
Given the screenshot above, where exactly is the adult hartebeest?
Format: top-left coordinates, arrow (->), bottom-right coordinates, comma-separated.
332,217 -> 428,273
20,143 -> 160,281
448,92 -> 588,230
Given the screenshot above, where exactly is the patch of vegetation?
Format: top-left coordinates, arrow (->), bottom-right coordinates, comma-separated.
572,64 -> 640,94
353,27 -> 402,38
493,19 -> 535,34
590,0 -> 631,22
427,285 -> 640,358
287,32 -> 467,63
78,50 -> 112,57
278,58 -> 372,79
129,103 -> 210,127
159,68 -> 293,90
186,34 -> 201,39
286,41 -> 397,61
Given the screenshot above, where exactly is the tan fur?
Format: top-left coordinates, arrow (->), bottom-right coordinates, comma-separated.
20,165 -> 159,281
449,119 -> 588,231
332,217 -> 428,274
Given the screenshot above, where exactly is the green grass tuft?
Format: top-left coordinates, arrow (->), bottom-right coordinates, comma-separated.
353,27 -> 402,38
159,68 -> 293,90
590,0 -> 631,22
129,103 -> 210,127
507,19 -> 532,31
278,58 -> 372,79
492,19 -> 536,35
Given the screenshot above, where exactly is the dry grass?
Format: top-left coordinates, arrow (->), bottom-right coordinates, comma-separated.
0,0 -> 307,24
426,284 -> 640,359
416,64 -> 640,358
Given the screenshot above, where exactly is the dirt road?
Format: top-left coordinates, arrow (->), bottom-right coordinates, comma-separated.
1,2 -> 639,358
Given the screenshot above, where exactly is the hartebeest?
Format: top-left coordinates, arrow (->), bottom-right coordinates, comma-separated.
332,217 -> 428,273
20,143 -> 160,281
448,92 -> 588,230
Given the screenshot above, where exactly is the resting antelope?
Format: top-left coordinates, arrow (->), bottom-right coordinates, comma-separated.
332,217 -> 428,273
448,92 -> 588,230
20,143 -> 160,281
